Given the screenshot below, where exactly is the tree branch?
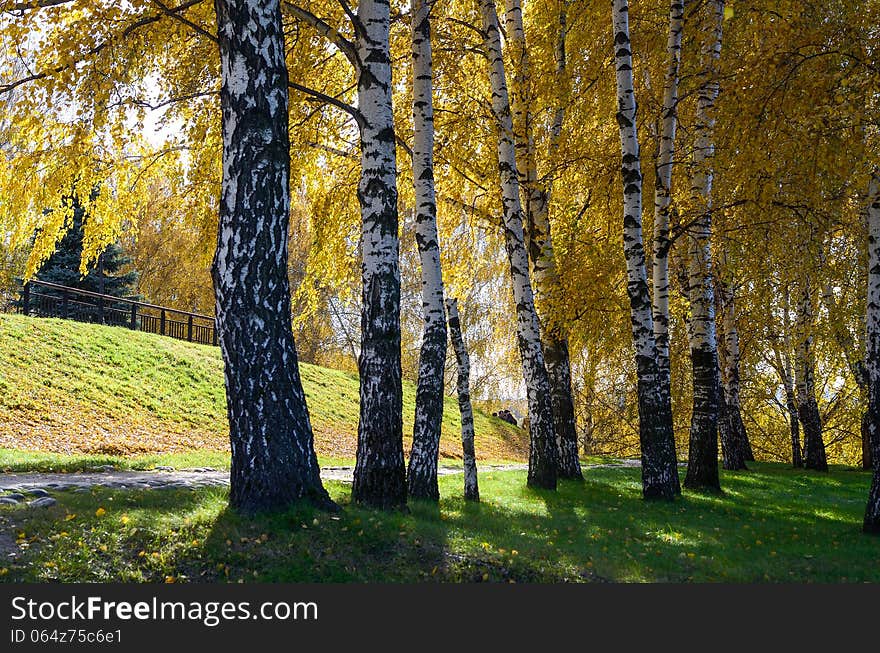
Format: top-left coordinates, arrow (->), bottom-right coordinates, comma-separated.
284,2 -> 358,69
287,80 -> 363,128
0,0 -> 204,96
150,0 -> 216,43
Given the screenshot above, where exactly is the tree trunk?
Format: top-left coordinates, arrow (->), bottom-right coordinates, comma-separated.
212,0 -> 332,513
716,278 -> 750,469
503,0 -> 582,480
794,274 -> 827,472
862,169 -> 880,533
478,0 -> 557,490
683,0 -> 723,492
652,0 -> 683,407
406,0 -> 447,502
351,0 -> 407,509
787,387 -> 802,467
780,282 -> 802,467
611,0 -> 678,500
446,298 -> 479,502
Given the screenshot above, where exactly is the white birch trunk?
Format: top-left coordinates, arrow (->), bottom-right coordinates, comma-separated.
863,169 -> 880,532
794,272 -> 827,471
652,0 -> 684,381
503,0 -> 582,480
611,0 -> 678,499
406,0 -> 448,502
352,0 -> 407,508
446,298 -> 479,502
683,0 -> 723,491
478,0 -> 557,489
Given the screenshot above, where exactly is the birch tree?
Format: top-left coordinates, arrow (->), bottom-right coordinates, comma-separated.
716,272 -> 752,469
478,0 -> 557,490
863,169 -> 880,533
683,0 -> 723,492
212,0 -> 333,512
652,0 -> 684,403
350,0 -> 407,508
503,0 -> 581,479
447,298 -> 479,502
406,0 -> 448,502
611,0 -> 679,499
795,272 -> 828,471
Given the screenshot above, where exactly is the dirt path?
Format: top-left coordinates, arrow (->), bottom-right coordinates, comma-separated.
0,460 -> 644,497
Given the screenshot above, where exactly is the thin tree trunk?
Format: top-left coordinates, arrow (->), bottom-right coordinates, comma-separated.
611,0 -> 678,500
716,277 -> 750,469
653,0 -> 684,408
504,0 -> 582,480
478,0 -> 557,490
212,0 -> 333,513
446,298 -> 479,502
795,273 -> 828,472
407,0 -> 447,502
352,0 -> 407,509
683,0 -> 723,492
863,169 -> 880,532
780,282 -> 802,467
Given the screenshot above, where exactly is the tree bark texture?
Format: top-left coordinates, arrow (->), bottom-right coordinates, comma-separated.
794,274 -> 828,472
611,0 -> 679,500
352,0 -> 407,508
683,0 -> 723,492
503,0 -> 582,480
652,0 -> 684,398
447,298 -> 479,502
862,170 -> 880,532
478,0 -> 557,490
716,278 -> 750,469
212,0 -> 332,513
406,0 -> 447,502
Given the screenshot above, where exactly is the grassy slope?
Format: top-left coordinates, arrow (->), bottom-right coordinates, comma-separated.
1,462 -> 875,583
0,313 -> 526,462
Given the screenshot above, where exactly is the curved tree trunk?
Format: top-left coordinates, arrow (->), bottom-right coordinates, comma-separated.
683,0 -> 723,492
478,0 -> 557,490
352,0 -> 407,509
446,298 -> 479,502
212,0 -> 332,513
503,0 -> 582,480
794,274 -> 827,472
863,169 -> 880,532
406,0 -> 447,502
611,0 -> 678,500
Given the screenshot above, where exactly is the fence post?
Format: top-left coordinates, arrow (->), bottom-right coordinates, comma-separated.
187,314 -> 193,342
160,309 -> 166,335
22,282 -> 30,316
62,288 -> 69,319
212,319 -> 218,346
98,294 -> 104,324
130,302 -> 138,330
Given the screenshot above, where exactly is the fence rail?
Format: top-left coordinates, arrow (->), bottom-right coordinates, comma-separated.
17,279 -> 218,347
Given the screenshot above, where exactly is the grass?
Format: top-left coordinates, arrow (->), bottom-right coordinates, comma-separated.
1,462 -> 877,583
0,312 -> 527,461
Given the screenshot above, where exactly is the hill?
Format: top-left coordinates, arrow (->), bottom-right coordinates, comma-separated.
0,313 -> 527,461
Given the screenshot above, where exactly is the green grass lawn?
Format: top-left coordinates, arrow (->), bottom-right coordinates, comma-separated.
1,462 -> 876,583
0,313 -> 527,461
